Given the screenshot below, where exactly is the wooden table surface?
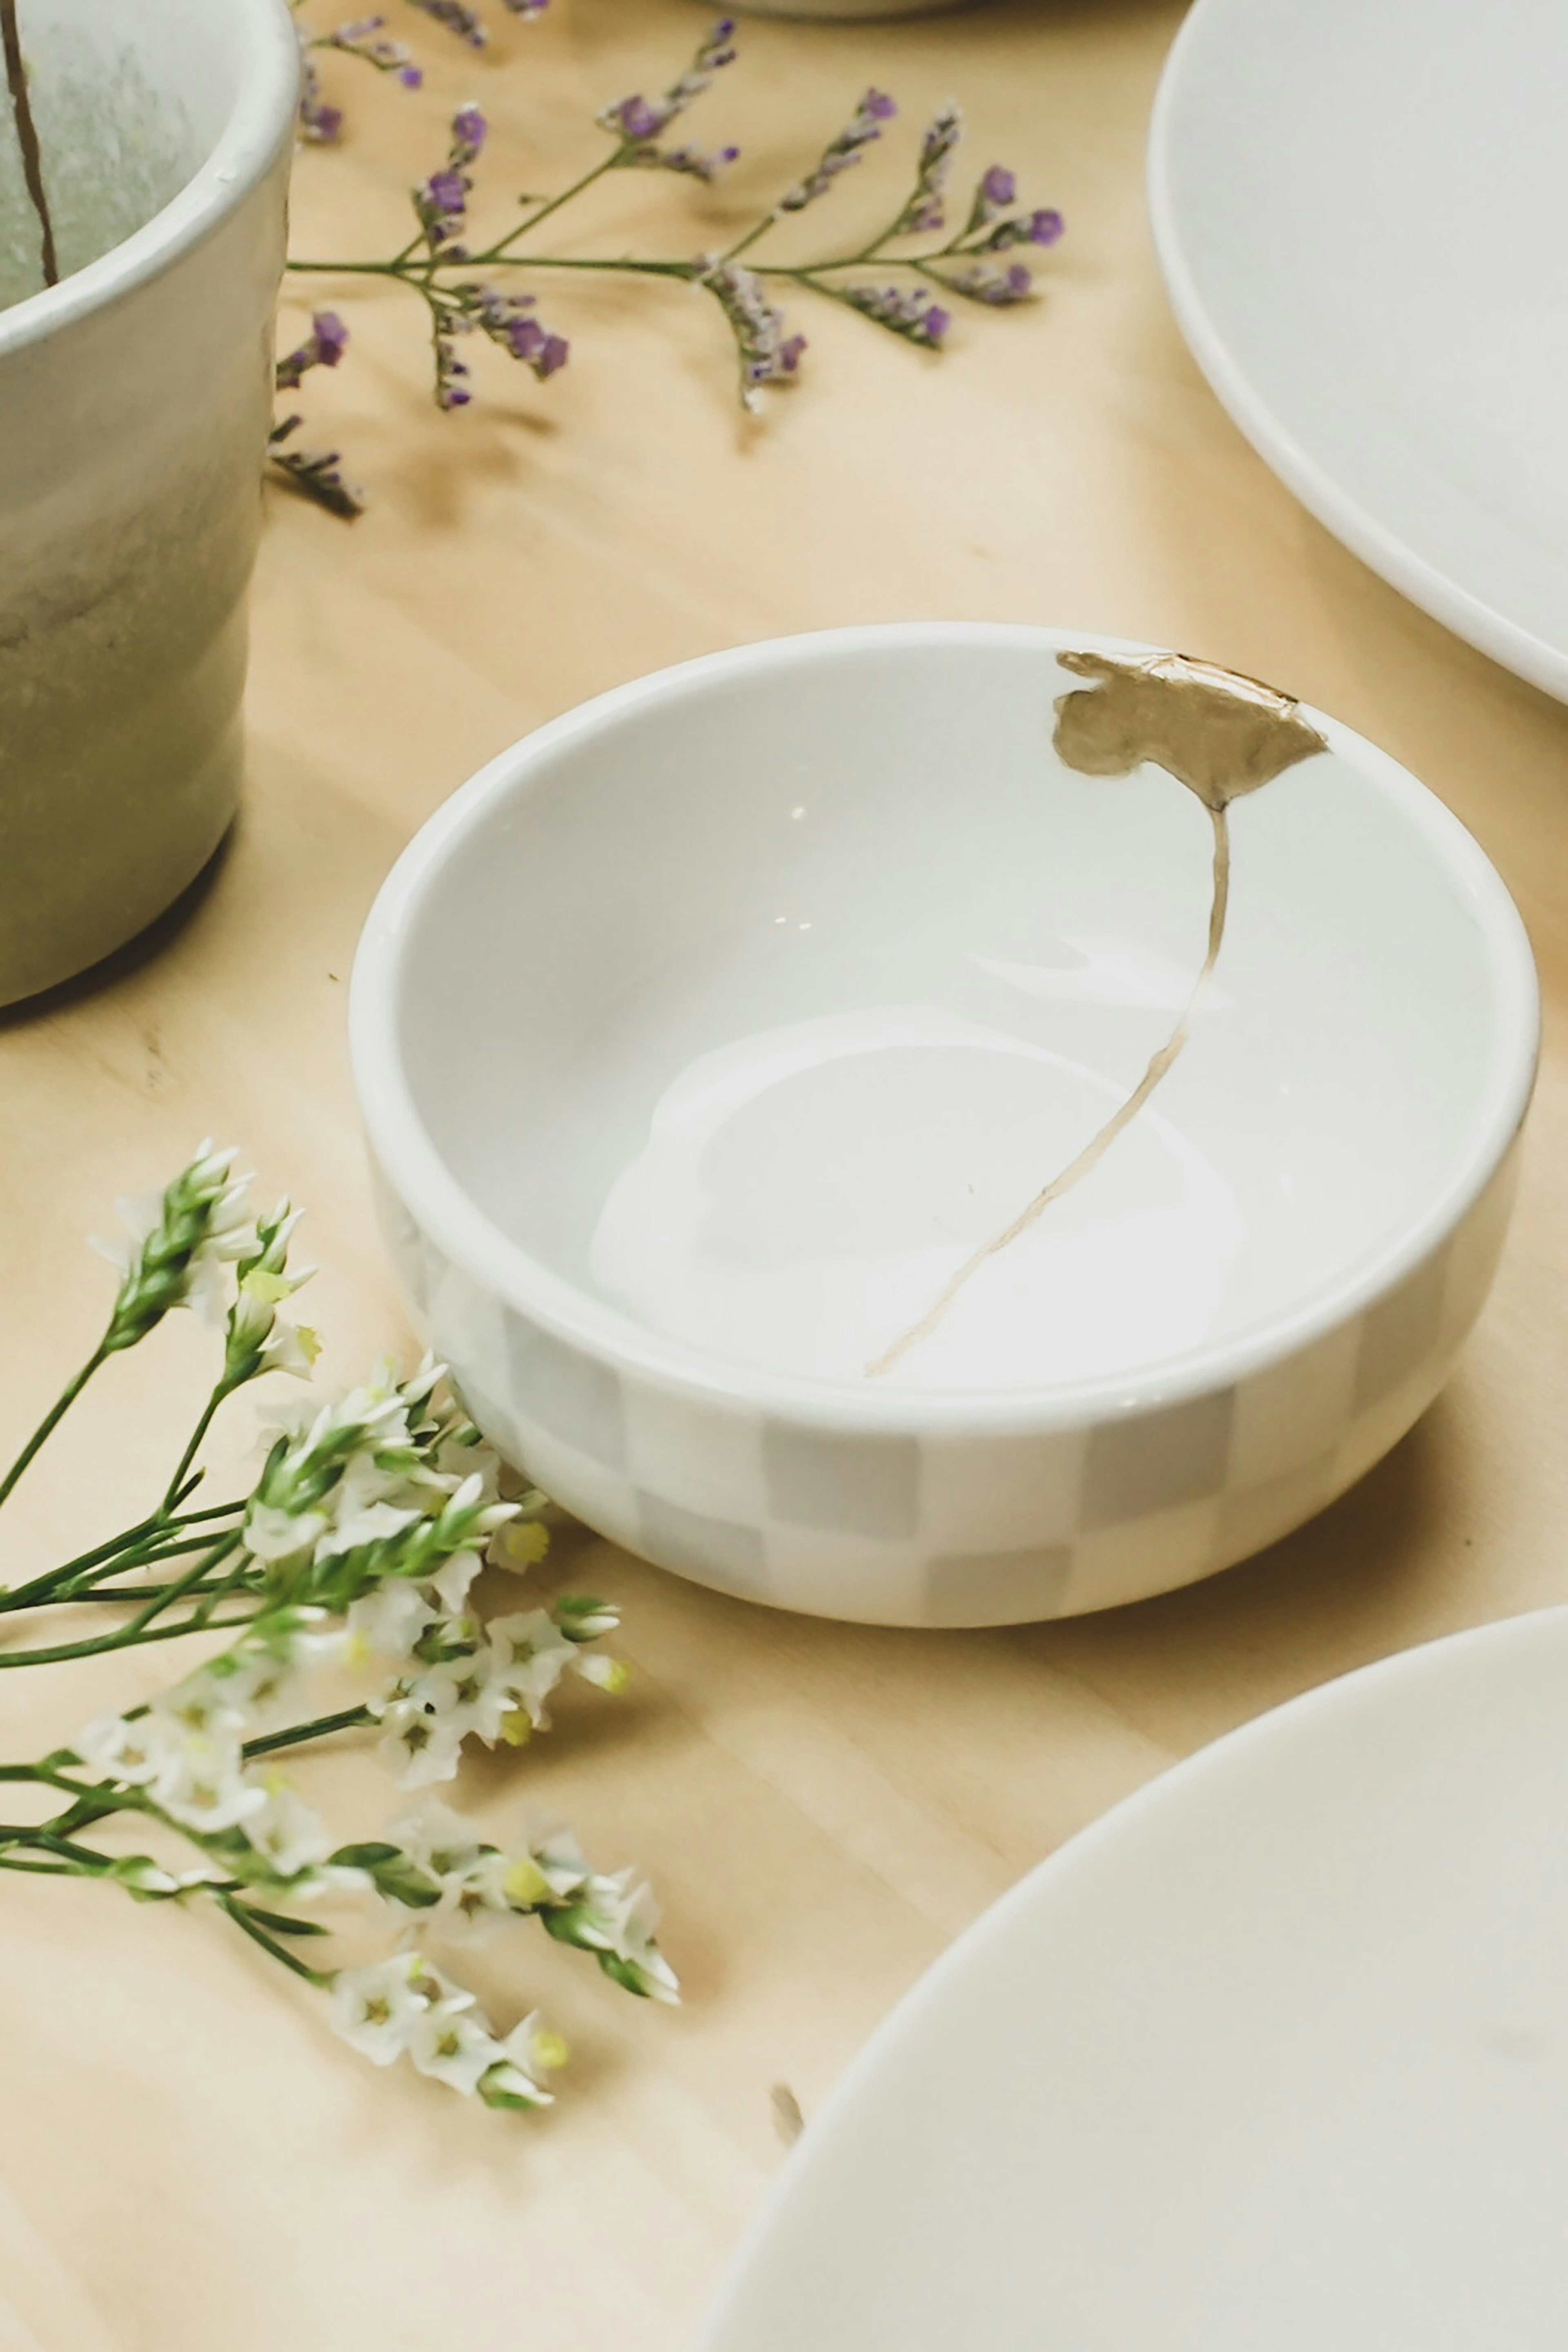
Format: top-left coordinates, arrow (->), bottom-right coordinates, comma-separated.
4,0 -> 1568,2344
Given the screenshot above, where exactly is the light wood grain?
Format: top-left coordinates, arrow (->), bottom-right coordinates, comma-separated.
2,0 -> 1566,2344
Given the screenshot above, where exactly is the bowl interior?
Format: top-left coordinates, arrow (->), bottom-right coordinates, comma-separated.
388,634 -> 1529,1397
1,0 -> 263,310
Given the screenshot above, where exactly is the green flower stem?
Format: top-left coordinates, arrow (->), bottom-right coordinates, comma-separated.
0,1826 -> 110,1869
68,1575 -> 250,1605
0,1496 -> 243,1617
243,1704 -> 373,1761
483,145 -> 628,258
160,1379 -> 238,1517
0,1604 -> 256,1670
220,1893 -> 332,1985
0,1342 -> 110,1510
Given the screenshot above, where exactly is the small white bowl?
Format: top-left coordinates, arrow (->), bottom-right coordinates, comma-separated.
350,626 -> 1538,1626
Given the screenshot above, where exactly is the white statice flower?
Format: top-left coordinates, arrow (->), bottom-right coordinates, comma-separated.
430,1852 -> 514,1936
424,1432 -> 503,1500
93,1143 -> 258,1330
157,1673 -> 248,1742
253,1388 -> 323,1452
488,1518 -> 551,1573
480,2012 -> 563,2110
345,1578 -> 437,1667
291,1861 -> 375,1902
245,1778 -> 333,1878
573,1871 -> 681,2005
514,1824 -> 590,1906
225,1224 -> 319,1384
426,1546 -> 483,1617
487,1609 -> 580,1731
409,1652 -> 513,1745
258,1319 -> 322,1381
571,1651 -> 632,1695
389,1800 -> 487,1881
243,1499 -> 331,1564
322,1496 -> 423,1559
203,1642 -> 303,1730
152,1728 -> 268,1834
407,1994 -> 502,2094
77,1709 -> 182,1787
381,1801 -> 505,1931
329,1953 -> 430,2065
374,1690 -> 469,1788
111,1857 -> 185,1896
509,2011 -> 567,2079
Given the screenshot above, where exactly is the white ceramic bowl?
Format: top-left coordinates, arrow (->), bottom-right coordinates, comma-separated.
350,625 -> 1538,1626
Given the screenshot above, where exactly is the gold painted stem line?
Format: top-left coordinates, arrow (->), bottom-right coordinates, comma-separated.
2,0 -> 58,289
866,803 -> 1231,1379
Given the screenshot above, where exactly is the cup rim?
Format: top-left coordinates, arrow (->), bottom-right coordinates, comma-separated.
0,0 -> 298,361
350,621 -> 1542,1435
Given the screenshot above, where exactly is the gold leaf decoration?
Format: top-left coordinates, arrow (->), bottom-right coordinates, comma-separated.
1052,648 -> 1328,810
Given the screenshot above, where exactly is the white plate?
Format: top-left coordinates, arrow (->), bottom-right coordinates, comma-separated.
701,1608 -> 1568,2349
1149,0 -> 1568,701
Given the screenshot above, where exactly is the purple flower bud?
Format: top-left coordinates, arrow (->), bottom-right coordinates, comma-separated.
1029,207 -> 1064,247
981,165 -> 1015,208
924,303 -> 951,343
312,310 -> 350,364
399,65 -> 423,87
452,105 -> 488,151
298,80 -> 344,144
864,88 -> 897,121
779,333 -> 806,374
615,95 -> 662,142
537,333 -> 569,377
425,168 -> 467,216
1004,262 -> 1031,298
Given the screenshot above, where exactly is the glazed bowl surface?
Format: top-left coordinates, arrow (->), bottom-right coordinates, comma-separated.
350,624 -> 1537,1624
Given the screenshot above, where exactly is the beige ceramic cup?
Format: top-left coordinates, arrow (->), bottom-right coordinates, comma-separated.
0,0 -> 297,1004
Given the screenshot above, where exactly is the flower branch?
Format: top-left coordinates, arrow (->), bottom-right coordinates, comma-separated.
275,13 -> 1064,508
0,1144 -> 671,2114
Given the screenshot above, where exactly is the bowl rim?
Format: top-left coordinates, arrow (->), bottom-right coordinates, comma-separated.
349,621 -> 1541,1435
0,0 -> 298,363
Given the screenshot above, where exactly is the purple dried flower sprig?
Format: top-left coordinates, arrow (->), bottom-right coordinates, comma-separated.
890,101 -> 960,237
271,312 -> 363,515
414,105 -> 488,255
406,0 -> 489,49
292,2 -> 425,144
840,282 -> 950,347
278,14 -> 1065,510
598,16 -> 738,152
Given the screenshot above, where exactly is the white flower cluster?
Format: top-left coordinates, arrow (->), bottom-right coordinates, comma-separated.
364,1799 -> 679,2000
77,1630 -> 336,1862
94,1141 -> 261,1340
23,1142 -> 669,2121
369,1599 -> 625,1788
91,1142 -> 323,1391
330,1952 -> 565,2107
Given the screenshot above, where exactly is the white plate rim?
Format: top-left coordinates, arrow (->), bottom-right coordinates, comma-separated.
1146,0 -> 1568,705
698,1601 -> 1568,2347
